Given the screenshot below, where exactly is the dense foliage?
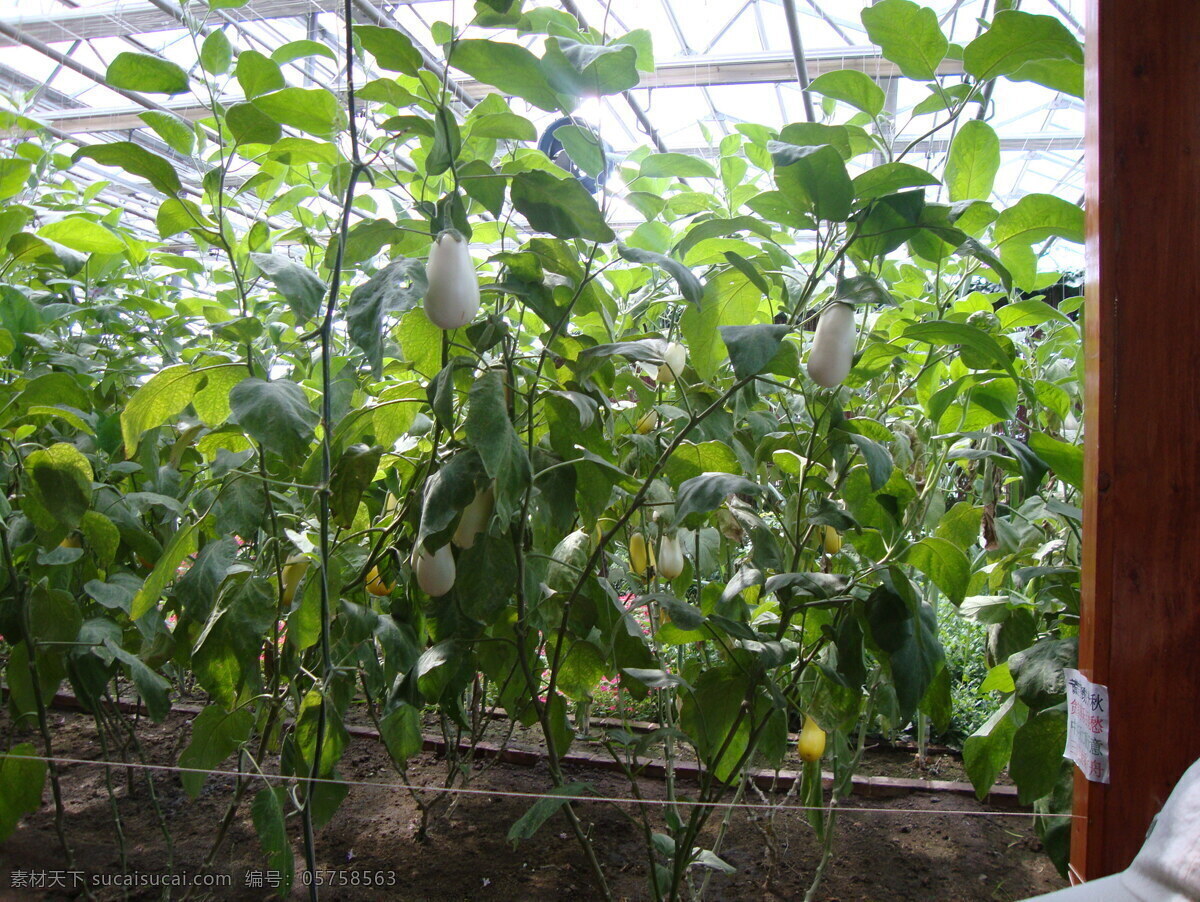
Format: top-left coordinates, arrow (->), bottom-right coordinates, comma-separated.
0,1 -> 1085,898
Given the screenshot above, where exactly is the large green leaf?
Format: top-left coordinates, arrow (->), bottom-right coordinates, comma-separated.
251,787 -> 295,894
675,472 -> 762,525
252,88 -> 347,138
963,11 -> 1082,82
993,193 -> 1084,246
945,120 -> 1000,202
347,258 -> 427,376
229,378 -> 319,463
718,325 -> 791,381
506,783 -> 593,846
1009,638 -> 1077,712
860,0 -> 949,81
902,536 -> 971,604
104,638 -> 171,722
73,143 -> 182,197
807,69 -> 886,117
38,217 -> 125,255
1010,707 -> 1068,804
1028,432 -> 1083,491
888,602 -> 944,720
770,142 -> 853,222
465,370 -> 531,522
510,171 -> 615,242
0,743 -> 46,841
294,689 -> 348,778
450,40 -> 562,111
250,253 -> 326,322
178,706 -> 253,798
354,25 -> 422,75
963,695 -> 1021,799
200,29 -> 234,75
542,37 -> 640,97
106,52 -> 189,94
23,443 -> 93,538
617,245 -> 702,306
639,153 -> 717,179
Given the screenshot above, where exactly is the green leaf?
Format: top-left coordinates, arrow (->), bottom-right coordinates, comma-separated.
38,217 -> 125,255
993,193 -> 1084,246
178,706 -> 253,798
329,444 -> 382,530
29,583 -> 82,646
459,159 -> 506,217
718,325 -> 791,381
1009,638 -> 1077,712
1027,432 -> 1083,491
617,245 -> 702,306
903,321 -> 1016,376
770,142 -> 853,222
639,153 -> 717,179
945,120 -> 1000,202
852,162 -> 939,201
106,51 -> 189,94
347,258 -> 427,376
250,252 -> 326,322
229,378 -> 319,463
380,705 -> 423,765
888,602 -> 944,720
201,29 -> 234,75
0,158 -> 31,201
456,534 -> 518,623
0,743 -> 46,841
963,695 -> 1020,799
678,666 -> 751,782
902,536 -> 971,604
427,107 -> 461,177
138,111 -> 196,155
510,171 -> 615,243
272,39 -> 337,65
506,783 -> 593,847
104,638 -> 171,722
963,11 -> 1082,82
450,40 -> 562,111
417,451 -> 487,546
354,25 -> 422,75
680,268 -> 761,381
1010,707 -> 1068,804
235,49 -> 284,97
555,124 -> 607,177
1008,58 -> 1084,99
121,364 -> 202,454
251,787 -> 295,894
860,0 -> 949,81
131,518 -> 202,620
807,69 -> 886,117
935,501 -> 983,550
225,102 -> 283,146
23,443 -> 93,539
465,370 -> 532,522
294,689 -> 348,778
542,37 -> 640,97
675,472 -> 762,525
252,88 -> 347,138
73,143 -> 182,196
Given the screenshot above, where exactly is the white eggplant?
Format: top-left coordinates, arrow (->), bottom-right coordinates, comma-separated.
657,342 -> 687,384
424,230 -> 480,330
657,533 -> 685,580
414,543 -> 456,597
452,485 -> 494,549
807,302 -> 857,388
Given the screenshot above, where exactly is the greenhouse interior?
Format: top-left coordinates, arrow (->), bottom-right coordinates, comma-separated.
0,0 -> 1196,899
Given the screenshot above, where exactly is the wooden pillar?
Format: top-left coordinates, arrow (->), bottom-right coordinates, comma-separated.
1075,0 -> 1200,880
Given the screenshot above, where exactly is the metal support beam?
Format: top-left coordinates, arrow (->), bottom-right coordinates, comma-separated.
0,0 -> 342,46
781,0 -> 816,121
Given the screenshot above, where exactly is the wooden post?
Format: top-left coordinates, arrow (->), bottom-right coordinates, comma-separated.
1075,0 -> 1200,880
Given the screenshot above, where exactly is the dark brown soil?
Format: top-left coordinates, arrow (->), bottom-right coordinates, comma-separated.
0,709 -> 1066,901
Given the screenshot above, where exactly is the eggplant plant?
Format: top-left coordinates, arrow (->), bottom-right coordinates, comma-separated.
0,0 -> 1086,898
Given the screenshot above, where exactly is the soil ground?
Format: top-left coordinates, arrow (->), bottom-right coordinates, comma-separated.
0,708 -> 1067,901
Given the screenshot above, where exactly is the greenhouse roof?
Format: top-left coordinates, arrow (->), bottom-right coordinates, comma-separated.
0,0 -> 1084,267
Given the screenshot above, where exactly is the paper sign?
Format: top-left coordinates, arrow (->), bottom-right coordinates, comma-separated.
1064,668 -> 1110,783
